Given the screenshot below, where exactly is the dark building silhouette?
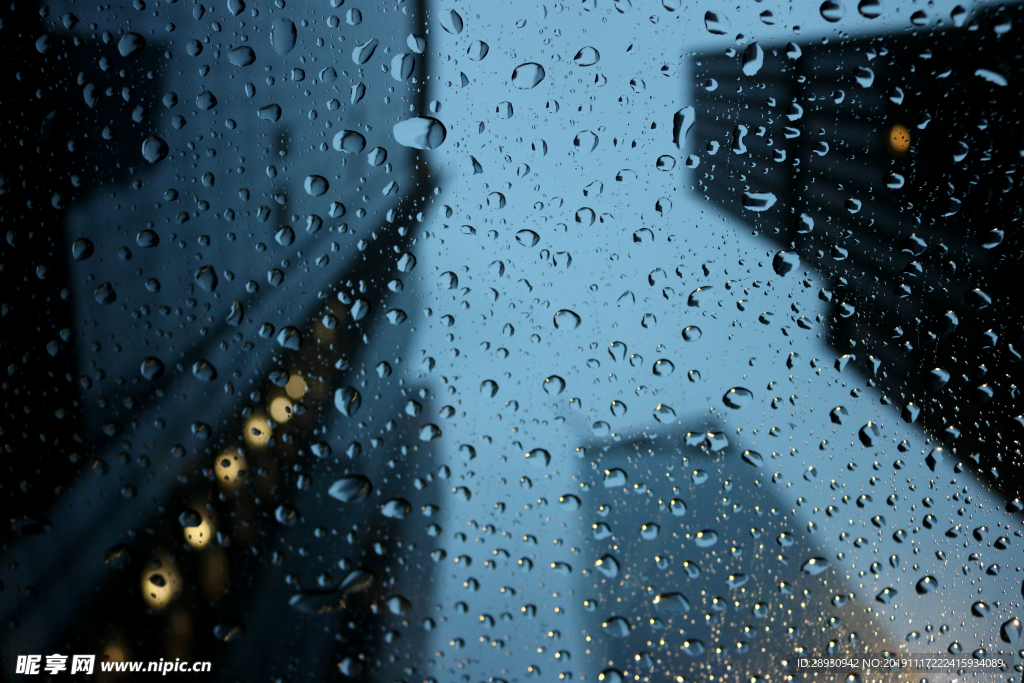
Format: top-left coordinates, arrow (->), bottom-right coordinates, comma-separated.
0,0 -> 441,680
690,3 -> 1024,500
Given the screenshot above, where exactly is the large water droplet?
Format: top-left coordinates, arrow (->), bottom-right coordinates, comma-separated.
334,387 -> 362,417
271,18 -> 297,55
653,359 -> 674,376
393,117 -> 447,150
512,62 -> 545,89
595,554 -> 620,577
858,0 -> 882,17
516,229 -> 540,247
820,0 -> 846,22
439,9 -> 464,34
328,476 -> 372,503
554,309 -> 581,329
602,616 -> 631,638
802,557 -> 830,575
741,450 -> 763,466
140,357 -> 164,380
742,191 -> 777,212
381,498 -> 411,519
653,593 -> 690,614
603,468 -> 627,488
192,359 -> 217,381
304,175 -> 329,196
142,136 -> 169,163
772,250 -> 800,276
525,448 -> 550,469
228,46 -> 256,66
723,387 -> 753,409
673,106 -> 695,149
466,40 -> 489,61
704,11 -> 731,34
333,130 -> 366,154
117,32 -> 146,57
574,46 -> 600,66
694,530 -> 718,547
351,37 -> 379,65
419,424 -> 442,441
543,375 -> 566,395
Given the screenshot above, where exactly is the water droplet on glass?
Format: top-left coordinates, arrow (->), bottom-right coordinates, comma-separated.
1001,617 -> 1022,644
334,387 -> 361,417
142,136 -> 169,163
228,46 -> 256,66
673,106 -> 695,149
72,238 -> 94,261
516,229 -> 540,247
682,326 -> 702,342
820,0 -> 846,22
916,576 -> 938,594
192,359 -> 217,382
742,191 -> 777,212
653,404 -> 676,422
559,494 -> 581,510
393,117 -> 447,150
512,62 -> 546,89
351,37 -> 379,65
268,18 -> 297,56
419,424 -> 442,441
440,9 -> 464,34
802,557 -> 830,575
653,592 -> 690,613
381,498 -> 411,519
704,11 -> 731,34
328,476 -> 372,503
467,40 -> 489,61
694,530 -> 718,547
772,250 -> 800,276
304,175 -> 328,196
859,0 -> 882,17
603,468 -> 627,488
543,375 -> 566,395
711,381 -> 753,411
117,32 -> 146,57
333,130 -> 366,154
140,358 -> 164,380
741,450 -> 763,467
554,309 -> 581,329
525,448 -> 551,469
602,616 -> 631,638
574,46 -> 600,66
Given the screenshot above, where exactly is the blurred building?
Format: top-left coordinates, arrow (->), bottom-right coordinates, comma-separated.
0,0 -> 444,680
690,3 -> 1024,500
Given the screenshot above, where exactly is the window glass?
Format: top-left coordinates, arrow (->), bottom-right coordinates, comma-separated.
2,0 -> 1022,681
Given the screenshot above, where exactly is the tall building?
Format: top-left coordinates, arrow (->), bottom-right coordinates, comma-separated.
690,3 -> 1024,499
0,0 -> 441,679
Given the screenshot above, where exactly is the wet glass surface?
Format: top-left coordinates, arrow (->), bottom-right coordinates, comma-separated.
2,0 -> 1023,681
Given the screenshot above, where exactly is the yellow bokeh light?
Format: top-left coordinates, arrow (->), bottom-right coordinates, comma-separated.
244,415 -> 271,446
141,554 -> 181,609
269,396 -> 293,423
285,374 -> 308,399
184,513 -> 214,549
889,124 -> 910,152
214,449 -> 247,488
